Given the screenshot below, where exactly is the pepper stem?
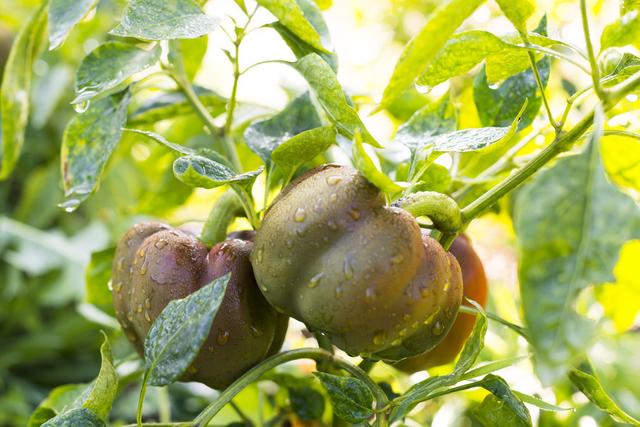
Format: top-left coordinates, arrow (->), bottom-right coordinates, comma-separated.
395,191 -> 462,233
200,190 -> 244,246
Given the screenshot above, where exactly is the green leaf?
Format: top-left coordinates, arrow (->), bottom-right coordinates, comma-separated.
256,0 -> 327,52
622,0 -> 640,14
271,126 -> 336,169
424,125 -> 515,153
234,0 -> 248,13
42,408 -> 104,427
512,391 -> 572,412
272,0 -> 337,71
379,0 -> 485,109
109,0 -> 218,41
413,163 -> 452,193
82,332 -> 117,419
570,369 -> 640,425
314,372 -> 374,424
417,31 -> 510,88
601,11 -> 640,50
28,384 -> 88,427
494,0 -> 535,31
244,92 -> 322,163
353,130 -> 404,194
0,4 -> 47,180
74,42 -> 161,104
390,306 -> 487,421
48,0 -> 99,50
85,248 -> 115,308
169,37 -> 208,80
293,54 -> 379,147
514,108 -> 640,384
394,94 -> 457,152
173,155 -> 262,190
289,386 -> 326,421
60,89 -> 131,212
476,375 -> 532,426
144,273 -> 231,386
128,87 -> 226,125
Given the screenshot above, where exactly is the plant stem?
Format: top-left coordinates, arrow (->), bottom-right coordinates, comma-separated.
230,400 -> 254,426
522,44 -> 591,75
521,32 -> 558,131
157,387 -> 171,423
192,348 -> 389,427
395,191 -> 462,232
200,190 -> 243,245
580,0 -> 605,100
231,185 -> 260,230
137,370 -> 150,427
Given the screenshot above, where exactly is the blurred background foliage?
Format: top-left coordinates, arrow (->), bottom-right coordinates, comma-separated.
0,0 -> 639,425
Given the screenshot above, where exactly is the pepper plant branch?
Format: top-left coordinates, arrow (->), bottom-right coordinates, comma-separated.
521,32 -> 559,131
395,191 -> 462,232
192,348 -> 389,427
521,44 -> 591,75
580,0 -> 605,101
200,190 -> 243,245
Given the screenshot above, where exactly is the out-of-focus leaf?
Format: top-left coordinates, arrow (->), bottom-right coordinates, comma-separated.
289,386 -> 325,421
41,408 -> 104,427
48,0 -> 99,50
0,4 -> 47,180
476,375 -> 532,426
417,31 -> 510,87
596,241 -> 640,332
601,11 -> 640,50
244,92 -> 322,163
394,94 -> 457,152
168,37 -> 208,80
144,274 -> 230,386
474,394 -> 531,427
390,306 -> 487,421
31,64 -> 73,129
413,163 -> 452,193
256,0 -> 327,52
60,89 -> 131,212
314,372 -> 374,423
128,87 -> 226,125
85,248 -> 115,309
379,0 -> 485,109
28,384 -> 87,427
622,0 -> 640,14
570,368 -> 640,425
73,42 -> 161,104
173,155 -> 262,190
294,54 -> 379,146
353,130 -> 404,194
602,133 -> 640,191
514,109 -> 640,384
272,0 -> 337,71
494,0 -> 535,31
81,332 -> 117,419
109,0 -> 218,41
271,126 -> 336,169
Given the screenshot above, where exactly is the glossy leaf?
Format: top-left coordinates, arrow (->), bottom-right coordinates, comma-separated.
256,0 -> 327,52
394,94 -> 457,152
474,394 -> 531,427
353,131 -> 404,193
424,125 -> 514,153
314,372 -> 374,423
289,386 -> 325,421
294,54 -> 379,146
379,0 -> 485,109
622,0 -> 640,14
109,0 -> 218,41
417,31 -> 510,87
82,332 -> 117,419
28,384 -> 87,427
173,155 -> 262,190
244,92 -> 322,163
601,11 -> 640,50
41,408 -> 104,427
128,87 -> 226,125
390,306 -> 487,421
0,4 -> 47,180
144,273 -> 231,386
271,126 -> 336,169
569,369 -> 640,425
494,0 -> 535,31
74,42 -> 161,104
168,37 -> 208,80
60,90 -> 131,212
272,0 -> 337,71
477,375 -> 532,426
514,109 -> 640,383
48,0 -> 99,50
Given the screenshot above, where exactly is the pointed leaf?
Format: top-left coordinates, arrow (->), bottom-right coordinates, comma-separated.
256,0 -> 327,52
60,89 -> 131,211
353,131 -> 404,194
48,0 -> 99,49
74,42 -> 161,104
394,94 -> 457,152
41,408 -> 104,427
82,332 -> 117,419
271,126 -> 336,169
495,0 -> 535,31
314,372 -> 374,424
144,273 -> 231,386
601,11 -> 640,50
173,155 -> 262,189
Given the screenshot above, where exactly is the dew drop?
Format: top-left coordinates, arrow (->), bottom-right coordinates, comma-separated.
208,345 -> 215,353
137,304 -> 143,313
116,257 -> 126,272
217,330 -> 230,345
154,239 -> 168,249
260,284 -> 268,293
327,175 -> 343,185
420,287 -> 430,298
144,297 -> 151,309
127,312 -> 134,322
294,207 -> 307,222
308,272 -> 324,288
329,193 -> 338,203
373,331 -> 386,346
365,286 -> 377,302
286,240 -> 293,249
348,207 -> 361,220
443,282 -> 450,291
139,263 -> 148,275
411,321 -> 420,329
391,338 -> 402,346
335,285 -> 344,299
343,259 -> 353,280
137,247 -> 146,258
399,328 -> 408,337
432,321 -> 444,336
255,248 -> 264,263
403,314 -> 411,321
114,282 -> 123,292
73,99 -> 90,113
327,219 -> 338,231
107,280 -> 113,291
144,311 -> 151,323
391,253 -> 404,265
251,325 -> 263,336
